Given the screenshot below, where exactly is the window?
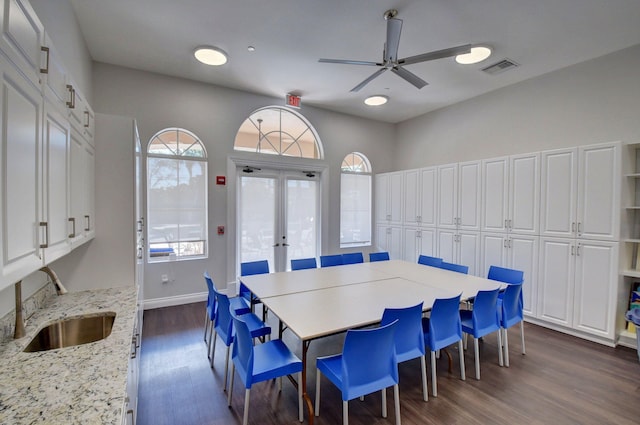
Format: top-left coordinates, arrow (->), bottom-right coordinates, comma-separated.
234,106 -> 323,159
340,152 -> 372,248
147,128 -> 208,261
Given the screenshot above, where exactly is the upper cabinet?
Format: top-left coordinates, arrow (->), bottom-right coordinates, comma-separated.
482,153 -> 540,235
403,167 -> 437,227
540,143 -> 620,241
375,171 -> 403,225
438,161 -> 481,231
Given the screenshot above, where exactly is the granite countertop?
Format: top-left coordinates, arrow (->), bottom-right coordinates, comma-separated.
0,286 -> 138,424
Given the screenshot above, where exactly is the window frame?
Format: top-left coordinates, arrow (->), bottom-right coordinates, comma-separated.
340,152 -> 372,248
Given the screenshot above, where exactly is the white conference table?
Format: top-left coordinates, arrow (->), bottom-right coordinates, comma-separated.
238,260 -> 502,424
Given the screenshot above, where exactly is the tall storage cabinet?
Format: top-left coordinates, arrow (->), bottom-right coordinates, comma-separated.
375,171 -> 402,258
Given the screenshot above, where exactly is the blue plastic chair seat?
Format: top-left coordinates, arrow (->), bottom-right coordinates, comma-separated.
291,257 -> 317,270
369,251 -> 390,262
418,255 -> 443,267
342,252 -> 364,264
320,254 -> 343,267
440,261 -> 469,274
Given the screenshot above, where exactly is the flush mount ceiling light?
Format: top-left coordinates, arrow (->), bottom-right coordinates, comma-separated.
194,46 -> 228,66
455,46 -> 492,64
364,95 -> 388,106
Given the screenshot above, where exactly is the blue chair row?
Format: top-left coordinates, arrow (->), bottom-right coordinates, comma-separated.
319,252 -> 364,267
418,255 -> 469,274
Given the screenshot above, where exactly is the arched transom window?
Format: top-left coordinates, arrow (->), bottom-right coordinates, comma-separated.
234,106 -> 323,159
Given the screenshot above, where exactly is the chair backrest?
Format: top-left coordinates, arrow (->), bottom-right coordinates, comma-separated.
341,320 -> 399,400
203,271 -> 217,320
487,265 -> 524,284
230,311 -> 255,386
240,260 -> 270,276
381,303 -> 425,361
500,283 -> 524,328
213,288 -> 234,345
291,257 -> 317,271
320,254 -> 343,267
418,255 -> 443,267
426,294 -> 463,351
342,252 -> 364,264
440,261 -> 469,274
470,288 -> 501,335
369,251 -> 390,262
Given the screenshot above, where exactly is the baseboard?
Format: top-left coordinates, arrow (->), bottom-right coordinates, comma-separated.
143,291 -> 208,310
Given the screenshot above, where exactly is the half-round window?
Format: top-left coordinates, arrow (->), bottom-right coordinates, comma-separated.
341,152 -> 371,173
234,106 -> 323,159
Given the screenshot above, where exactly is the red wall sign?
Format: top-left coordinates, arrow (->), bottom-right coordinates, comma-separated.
216,175 -> 226,185
286,94 -> 301,108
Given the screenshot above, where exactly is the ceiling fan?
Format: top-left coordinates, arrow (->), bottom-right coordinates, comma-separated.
319,9 -> 472,92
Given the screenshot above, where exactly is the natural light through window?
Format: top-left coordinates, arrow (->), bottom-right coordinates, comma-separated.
147,128 -> 208,261
340,152 -> 372,248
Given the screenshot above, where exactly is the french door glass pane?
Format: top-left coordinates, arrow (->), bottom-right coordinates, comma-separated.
239,176 -> 276,269
286,179 -> 317,268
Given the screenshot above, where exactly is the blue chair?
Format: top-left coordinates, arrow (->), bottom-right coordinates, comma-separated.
210,288 -> 271,391
460,288 -> 503,380
239,260 -> 269,317
487,265 -> 525,361
418,255 -> 443,267
440,261 -> 469,274
497,282 -> 524,367
381,303 -> 428,401
320,254 -> 343,268
291,257 -> 317,270
342,252 -> 364,264
369,251 -> 390,262
203,272 -> 250,358
422,294 -> 466,397
315,321 -> 401,425
228,311 -> 303,425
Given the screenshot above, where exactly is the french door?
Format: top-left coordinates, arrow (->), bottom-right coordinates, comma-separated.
238,168 -> 319,272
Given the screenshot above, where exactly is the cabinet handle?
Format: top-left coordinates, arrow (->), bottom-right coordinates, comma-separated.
84,215 -> 91,231
84,110 -> 90,128
40,46 -> 50,74
127,408 -> 135,425
571,222 -> 576,233
571,245 -> 575,256
576,244 -> 581,256
577,222 -> 582,235
131,335 -> 138,359
508,219 -> 512,230
137,220 -> 143,232
508,239 -> 512,248
504,239 -> 508,248
39,222 -> 49,248
68,217 -> 76,238
66,85 -> 75,108
505,219 -> 508,228
416,230 -> 421,238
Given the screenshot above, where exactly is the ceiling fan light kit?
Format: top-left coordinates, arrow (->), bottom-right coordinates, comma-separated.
319,9 -> 474,92
455,46 -> 492,64
364,95 -> 388,106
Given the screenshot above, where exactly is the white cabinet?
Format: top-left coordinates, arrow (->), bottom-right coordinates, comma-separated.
403,167 -> 437,227
482,153 -> 540,235
540,143 -> 619,241
41,32 -> 69,112
438,161 -> 481,231
122,301 -> 141,425
437,229 -> 480,276
538,237 -> 618,340
376,224 -> 402,260
375,172 -> 402,225
403,227 -> 436,263
69,129 -> 95,247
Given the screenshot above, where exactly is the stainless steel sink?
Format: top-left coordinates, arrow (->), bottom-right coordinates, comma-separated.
23,312 -> 116,352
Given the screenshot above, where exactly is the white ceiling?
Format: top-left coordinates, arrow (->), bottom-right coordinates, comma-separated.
69,0 -> 640,123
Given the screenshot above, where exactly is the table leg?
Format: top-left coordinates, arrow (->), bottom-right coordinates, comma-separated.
302,340 -> 314,425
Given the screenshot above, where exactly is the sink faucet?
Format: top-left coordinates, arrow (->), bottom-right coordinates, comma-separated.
14,267 -> 67,339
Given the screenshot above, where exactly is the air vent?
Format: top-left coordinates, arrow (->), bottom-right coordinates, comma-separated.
481,58 -> 519,75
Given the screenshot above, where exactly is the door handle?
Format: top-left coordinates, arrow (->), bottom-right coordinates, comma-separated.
282,243 -> 290,247
273,243 -> 280,247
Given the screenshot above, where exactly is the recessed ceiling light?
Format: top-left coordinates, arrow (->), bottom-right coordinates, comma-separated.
455,46 -> 492,65
194,46 -> 228,66
364,95 -> 388,106
247,46 -> 256,52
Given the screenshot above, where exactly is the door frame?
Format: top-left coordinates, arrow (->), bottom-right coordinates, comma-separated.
226,154 -> 328,289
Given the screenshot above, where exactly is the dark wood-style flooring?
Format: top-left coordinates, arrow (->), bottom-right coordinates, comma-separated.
138,302 -> 640,425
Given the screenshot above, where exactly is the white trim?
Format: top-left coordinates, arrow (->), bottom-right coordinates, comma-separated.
143,291 -> 208,310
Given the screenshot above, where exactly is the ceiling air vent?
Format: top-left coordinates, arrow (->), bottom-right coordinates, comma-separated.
481,58 -> 519,75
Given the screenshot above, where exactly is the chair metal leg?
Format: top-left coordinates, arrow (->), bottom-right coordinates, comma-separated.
430,350 -> 437,397
503,328 -> 510,367
207,324 -> 214,360
420,355 -> 428,401
393,384 -> 401,425
381,388 -> 387,418
497,328 -> 504,367
473,338 -> 480,380
243,388 -> 250,425
520,321 -> 526,354
227,364 -> 235,406
315,370 -> 321,416
203,312 -> 209,342
298,371 -> 303,422
343,400 -> 349,425
223,345 -> 231,391
210,330 -> 218,368
458,340 -> 466,381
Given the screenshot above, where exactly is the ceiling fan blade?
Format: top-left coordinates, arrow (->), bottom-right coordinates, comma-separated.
391,66 -> 428,89
385,17 -> 403,62
350,68 -> 388,92
319,58 -> 381,66
399,44 -> 472,66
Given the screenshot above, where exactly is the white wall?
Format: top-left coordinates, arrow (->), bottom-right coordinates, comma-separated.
91,63 -> 397,303
396,44 -> 640,169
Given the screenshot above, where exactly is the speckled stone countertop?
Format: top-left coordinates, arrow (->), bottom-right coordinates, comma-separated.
0,285 -> 138,424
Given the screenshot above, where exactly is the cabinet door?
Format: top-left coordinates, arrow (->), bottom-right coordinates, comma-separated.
437,228 -> 456,263
540,148 -> 577,238
42,102 -> 71,264
458,231 -> 480,276
82,142 -> 95,240
538,237 -> 575,327
508,235 -> 539,317
69,131 -> 86,246
0,0 -> 43,88
402,227 -> 418,262
458,161 -> 481,231
481,157 -> 509,233
42,33 -> 68,112
375,174 -> 389,223
417,228 -> 437,258
509,153 -> 540,235
388,172 -> 403,224
480,232 -> 508,278
573,240 -> 617,338
419,167 -> 437,227
0,58 -> 43,289
577,143 -> 619,241
403,169 -> 419,226
438,163 -> 458,228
